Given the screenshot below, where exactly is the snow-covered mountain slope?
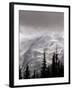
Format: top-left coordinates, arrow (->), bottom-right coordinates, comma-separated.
20,33 -> 64,76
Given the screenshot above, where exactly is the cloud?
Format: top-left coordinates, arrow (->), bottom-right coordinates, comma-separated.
19,10 -> 64,31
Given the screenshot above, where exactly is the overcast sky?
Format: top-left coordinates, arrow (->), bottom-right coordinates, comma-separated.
19,10 -> 64,35
19,10 -> 64,44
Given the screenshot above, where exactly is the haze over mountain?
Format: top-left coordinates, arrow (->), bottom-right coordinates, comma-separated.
19,32 -> 64,76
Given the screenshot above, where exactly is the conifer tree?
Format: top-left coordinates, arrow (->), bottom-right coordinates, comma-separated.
59,63 -> 64,77
24,64 -> 30,79
41,50 -> 46,78
19,66 -> 22,79
32,70 -> 36,78
45,66 -> 51,77
52,53 -> 56,76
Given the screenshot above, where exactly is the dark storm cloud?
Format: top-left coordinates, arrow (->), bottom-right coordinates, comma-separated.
19,10 -> 64,32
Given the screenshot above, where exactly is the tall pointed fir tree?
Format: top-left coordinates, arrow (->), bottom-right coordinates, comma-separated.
32,70 -> 36,78
35,72 -> 39,78
41,50 -> 47,78
59,63 -> 64,77
19,66 -> 22,79
45,65 -> 51,77
55,46 -> 59,76
52,46 -> 60,77
52,53 -> 56,77
55,46 -> 58,64
24,64 -> 30,79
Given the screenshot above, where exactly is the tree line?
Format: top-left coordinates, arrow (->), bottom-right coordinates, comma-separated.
19,48 -> 64,79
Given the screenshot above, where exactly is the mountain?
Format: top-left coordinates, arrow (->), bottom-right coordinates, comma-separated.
20,33 -> 64,77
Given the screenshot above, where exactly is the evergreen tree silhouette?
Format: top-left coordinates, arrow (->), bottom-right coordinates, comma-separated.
41,50 -> 47,78
52,47 -> 59,77
45,66 -> 51,77
24,64 -> 30,79
55,46 -> 59,75
59,63 -> 64,77
36,71 -> 39,78
19,66 -> 22,79
52,52 -> 56,76
51,46 -> 64,77
32,70 -> 36,78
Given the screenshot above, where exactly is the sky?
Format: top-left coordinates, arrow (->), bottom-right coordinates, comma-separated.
19,10 -> 64,37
